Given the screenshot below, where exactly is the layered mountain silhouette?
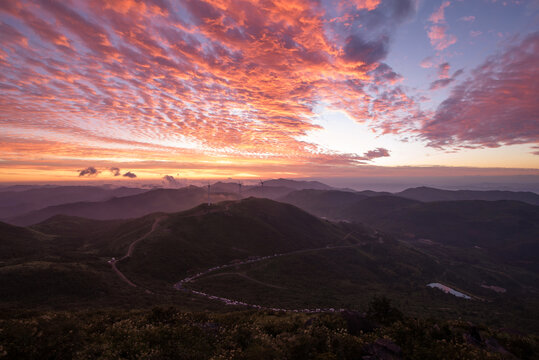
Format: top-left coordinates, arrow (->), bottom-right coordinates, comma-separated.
281,189 -> 539,266
6,187 -> 237,226
262,178 -> 333,190
0,185 -> 147,219
396,186 -> 539,205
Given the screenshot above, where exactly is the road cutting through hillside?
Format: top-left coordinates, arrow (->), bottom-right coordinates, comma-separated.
173,239 -> 370,313
200,271 -> 288,290
108,223 -> 476,312
108,216 -> 165,292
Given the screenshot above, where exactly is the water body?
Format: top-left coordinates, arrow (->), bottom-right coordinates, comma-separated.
427,283 -> 472,299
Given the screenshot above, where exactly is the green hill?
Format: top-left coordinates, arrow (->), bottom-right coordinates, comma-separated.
188,238 -> 539,332
0,221 -> 49,260
0,198 -> 371,309
345,200 -> 539,267
280,191 -> 539,269
120,197 -> 368,285
0,216 -> 162,308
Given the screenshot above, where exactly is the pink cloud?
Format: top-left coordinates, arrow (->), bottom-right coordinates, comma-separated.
470,30 -> 482,37
438,62 -> 450,78
428,25 -> 457,51
429,1 -> 451,23
421,33 -> 539,148
426,1 -> 457,51
420,56 -> 435,68
459,15 -> 475,22
429,68 -> 463,90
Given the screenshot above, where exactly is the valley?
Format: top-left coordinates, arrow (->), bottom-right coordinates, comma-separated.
1,180 -> 538,358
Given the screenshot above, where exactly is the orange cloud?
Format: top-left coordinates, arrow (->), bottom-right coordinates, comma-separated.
351,0 -> 381,11
0,0 -> 427,180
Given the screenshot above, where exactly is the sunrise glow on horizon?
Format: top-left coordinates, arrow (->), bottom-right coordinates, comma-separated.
1,0 -> 538,182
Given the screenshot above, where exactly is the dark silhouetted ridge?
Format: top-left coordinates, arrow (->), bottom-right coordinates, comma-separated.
397,186 -> 539,205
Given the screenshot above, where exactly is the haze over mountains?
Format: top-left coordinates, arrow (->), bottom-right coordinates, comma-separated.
3,180 -> 538,281
0,185 -> 147,219
2,179 -> 538,226
2,178 -> 538,291
396,186 -> 539,205
6,187 -> 238,226
1,178 -> 539,358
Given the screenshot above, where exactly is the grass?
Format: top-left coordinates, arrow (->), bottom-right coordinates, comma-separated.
1,305 -> 538,359
188,243 -> 539,333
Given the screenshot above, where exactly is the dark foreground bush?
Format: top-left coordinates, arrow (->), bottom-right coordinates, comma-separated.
0,306 -> 537,359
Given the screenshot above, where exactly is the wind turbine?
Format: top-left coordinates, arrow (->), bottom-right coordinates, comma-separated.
259,178 -> 264,187
207,181 -> 211,206
238,180 -> 243,198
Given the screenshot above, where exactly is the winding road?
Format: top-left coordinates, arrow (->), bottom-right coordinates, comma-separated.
108,216 -> 165,291
109,223 -> 475,312
108,220 -> 361,312
172,239 -> 366,313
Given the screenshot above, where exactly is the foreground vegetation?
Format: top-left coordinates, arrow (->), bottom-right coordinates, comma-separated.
1,298 -> 538,360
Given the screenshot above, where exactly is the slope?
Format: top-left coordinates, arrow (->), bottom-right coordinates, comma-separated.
7,186 -> 238,226
0,185 -> 147,219
279,189 -> 369,219
335,198 -> 539,267
119,197 -> 369,285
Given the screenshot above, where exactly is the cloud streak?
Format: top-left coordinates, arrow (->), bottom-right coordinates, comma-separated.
421,33 -> 539,148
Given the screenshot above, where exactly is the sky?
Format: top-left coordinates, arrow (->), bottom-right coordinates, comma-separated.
0,0 -> 538,182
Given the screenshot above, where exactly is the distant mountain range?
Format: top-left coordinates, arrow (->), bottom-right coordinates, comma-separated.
6,187 -> 237,226
262,178 -> 333,190
280,189 -> 539,267
2,180 -> 538,228
396,186 -> 539,205
0,185 -> 147,219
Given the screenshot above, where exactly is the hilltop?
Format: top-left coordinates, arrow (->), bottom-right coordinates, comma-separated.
119,197 -> 368,285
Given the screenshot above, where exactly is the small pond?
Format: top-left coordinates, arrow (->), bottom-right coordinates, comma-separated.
427,283 -> 472,299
